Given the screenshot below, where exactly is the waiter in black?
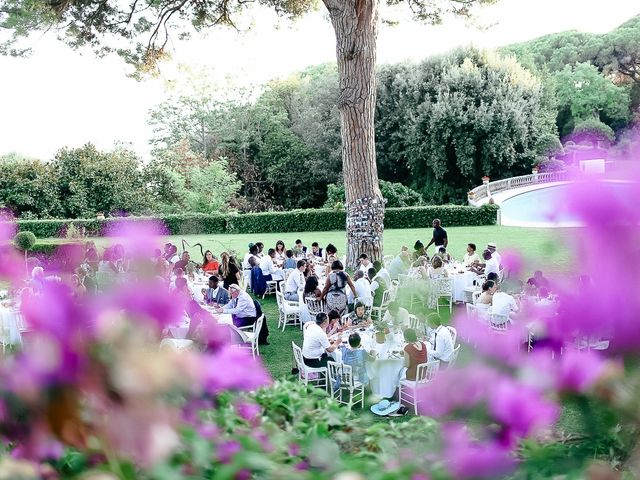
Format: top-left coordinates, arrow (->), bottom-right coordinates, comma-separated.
425,218 -> 448,254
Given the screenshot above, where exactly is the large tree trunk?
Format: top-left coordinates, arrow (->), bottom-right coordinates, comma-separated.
324,0 -> 384,269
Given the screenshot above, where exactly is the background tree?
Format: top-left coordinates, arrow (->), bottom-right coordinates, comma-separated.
0,0 -> 495,266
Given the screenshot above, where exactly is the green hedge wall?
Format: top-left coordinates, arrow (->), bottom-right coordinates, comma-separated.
15,205 -> 498,238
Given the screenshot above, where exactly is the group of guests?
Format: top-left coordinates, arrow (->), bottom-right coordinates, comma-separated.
301,308 -> 455,396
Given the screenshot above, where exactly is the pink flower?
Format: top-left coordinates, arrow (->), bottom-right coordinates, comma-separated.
216,440 -> 241,463
442,423 -> 516,479
488,380 -> 559,441
555,348 -> 606,393
198,347 -> 271,394
499,249 -> 523,277
236,401 -> 262,424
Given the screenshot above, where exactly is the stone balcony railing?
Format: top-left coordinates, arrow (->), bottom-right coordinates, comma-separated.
467,171 -> 570,205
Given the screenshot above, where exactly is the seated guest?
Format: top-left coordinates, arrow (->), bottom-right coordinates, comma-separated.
326,310 -> 343,336
383,301 -> 410,328
463,243 -> 480,267
304,275 -> 322,300
166,245 -> 180,264
487,242 -> 501,267
217,284 -> 256,328
274,240 -> 287,262
486,271 -> 499,284
358,254 -> 372,273
260,248 -> 284,281
371,261 -> 391,286
490,283 -> 519,320
174,277 -> 192,299
351,270 -> 373,306
325,244 -> 339,275
427,315 -> 454,366
527,270 -> 550,289
340,333 -> 375,386
292,239 -> 307,257
255,242 -> 265,258
473,250 -> 500,278
309,242 -> 323,258
76,266 -> 96,295
202,275 -> 230,306
346,301 -> 372,327
219,252 -> 242,290
403,328 -> 428,381
436,247 -> 453,263
302,312 -> 342,368
429,256 -> 448,279
413,240 -> 428,261
284,260 -> 306,301
477,280 -> 496,305
283,250 -> 297,270
409,256 -> 429,279
71,273 -> 87,298
173,251 -> 192,273
201,250 -> 220,273
388,250 -> 410,281
369,267 -> 388,307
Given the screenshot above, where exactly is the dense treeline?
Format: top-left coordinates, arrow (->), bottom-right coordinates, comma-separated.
2,16 -> 639,218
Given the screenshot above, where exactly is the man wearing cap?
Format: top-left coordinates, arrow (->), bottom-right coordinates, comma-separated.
425,219 -> 448,254
487,242 -> 501,267
217,284 -> 257,328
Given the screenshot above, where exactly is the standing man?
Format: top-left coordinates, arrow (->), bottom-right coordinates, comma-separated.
426,219 -> 448,255
487,242 -> 501,267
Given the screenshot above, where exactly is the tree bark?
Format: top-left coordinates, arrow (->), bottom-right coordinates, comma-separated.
324,0 -> 384,269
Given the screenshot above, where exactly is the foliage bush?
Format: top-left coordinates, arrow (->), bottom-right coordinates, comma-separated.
538,158 -> 567,173
324,181 -> 424,209
571,118 -> 616,143
14,205 -> 498,238
13,231 -> 36,251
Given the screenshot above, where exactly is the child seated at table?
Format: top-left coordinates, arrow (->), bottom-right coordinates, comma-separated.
340,333 -> 375,386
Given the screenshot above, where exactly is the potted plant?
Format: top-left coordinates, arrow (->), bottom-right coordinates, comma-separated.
373,318 -> 389,344
531,165 -> 539,174
14,231 -> 37,275
96,212 -> 105,220
482,175 -> 490,185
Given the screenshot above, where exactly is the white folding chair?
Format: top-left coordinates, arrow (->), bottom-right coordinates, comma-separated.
448,344 -> 461,368
263,280 -> 277,299
291,342 -> 327,390
276,291 -> 301,331
408,314 -> 421,331
372,290 -> 391,322
465,303 -> 477,320
434,278 -> 453,313
232,314 -> 263,358
327,361 -> 365,410
399,360 -> 440,415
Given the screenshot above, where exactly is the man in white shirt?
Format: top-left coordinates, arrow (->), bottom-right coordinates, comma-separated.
350,270 -> 373,306
260,248 -> 284,281
383,301 -> 410,328
358,254 -> 372,273
474,250 -> 500,278
284,260 -> 306,301
490,285 -> 519,320
428,316 -> 454,365
217,284 -> 257,327
463,243 -> 480,267
302,313 -> 342,368
487,242 -> 501,267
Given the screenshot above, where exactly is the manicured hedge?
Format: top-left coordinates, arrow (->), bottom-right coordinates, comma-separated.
15,205 -> 498,238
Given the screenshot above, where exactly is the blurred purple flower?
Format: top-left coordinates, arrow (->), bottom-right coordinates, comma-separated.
555,348 -> 606,393
499,249 -> 523,277
198,347 -> 271,394
453,314 -> 525,366
236,401 -> 262,423
442,423 -> 516,479
217,440 -> 242,464
488,380 -> 559,441
106,220 -> 168,259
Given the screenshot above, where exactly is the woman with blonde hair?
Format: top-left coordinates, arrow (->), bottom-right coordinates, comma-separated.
218,252 -> 241,290
429,255 -> 448,279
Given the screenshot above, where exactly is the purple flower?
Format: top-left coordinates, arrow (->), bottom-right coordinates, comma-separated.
198,347 -> 271,394
236,401 -> 262,423
235,469 -> 252,480
442,423 -> 517,479
488,380 -> 559,441
216,440 -> 242,463
555,348 -> 606,393
499,249 -> 523,277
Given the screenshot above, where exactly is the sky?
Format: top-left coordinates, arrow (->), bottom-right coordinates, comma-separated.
0,0 -> 638,161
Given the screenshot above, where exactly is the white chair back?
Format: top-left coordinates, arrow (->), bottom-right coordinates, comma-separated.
434,277 -> 453,295
446,325 -> 457,346
408,314 -> 421,330
488,313 -> 509,331
305,297 -> 325,316
415,360 -> 440,384
465,303 -> 477,319
449,344 -> 461,367
472,291 -> 482,304
275,290 -> 284,309
327,361 -> 354,394
292,341 -> 304,369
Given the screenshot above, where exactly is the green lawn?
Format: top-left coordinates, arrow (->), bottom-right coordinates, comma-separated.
43,225 -> 576,274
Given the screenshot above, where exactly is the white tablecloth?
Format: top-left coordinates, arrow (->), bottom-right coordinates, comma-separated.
0,307 -> 22,345
446,270 -> 475,303
332,328 -> 405,398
